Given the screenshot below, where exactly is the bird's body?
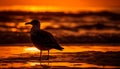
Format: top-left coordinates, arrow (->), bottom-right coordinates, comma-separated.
25,19 -> 63,63
30,29 -> 63,50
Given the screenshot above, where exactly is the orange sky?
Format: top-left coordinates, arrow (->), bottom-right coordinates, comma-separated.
0,0 -> 120,12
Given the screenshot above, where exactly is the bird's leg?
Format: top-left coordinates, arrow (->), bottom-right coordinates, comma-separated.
48,50 -> 50,65
48,50 -> 49,60
40,50 -> 42,65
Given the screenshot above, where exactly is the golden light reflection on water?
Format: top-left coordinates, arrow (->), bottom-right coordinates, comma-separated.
28,62 -> 119,68
24,47 -> 39,53
0,45 -> 120,68
5,23 -> 16,27
1,45 -> 119,57
41,22 -> 53,29
0,45 -> 118,58
11,28 -> 17,32
63,45 -> 120,52
17,22 -> 26,28
24,45 -> 120,54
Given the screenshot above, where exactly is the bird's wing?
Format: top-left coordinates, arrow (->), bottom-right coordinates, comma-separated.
31,30 -> 62,50
44,31 -> 63,50
31,30 -> 58,46
43,31 -> 57,43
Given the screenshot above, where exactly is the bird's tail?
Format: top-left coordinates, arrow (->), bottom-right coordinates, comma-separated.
57,46 -> 64,51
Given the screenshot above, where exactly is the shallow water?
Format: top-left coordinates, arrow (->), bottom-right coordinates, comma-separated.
0,45 -> 120,68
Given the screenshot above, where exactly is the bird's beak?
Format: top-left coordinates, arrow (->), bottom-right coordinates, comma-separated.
25,22 -> 31,25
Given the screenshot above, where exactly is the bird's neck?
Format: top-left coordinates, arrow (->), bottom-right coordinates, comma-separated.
31,25 -> 40,33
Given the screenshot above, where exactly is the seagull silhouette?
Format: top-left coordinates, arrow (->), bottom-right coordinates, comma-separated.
25,19 -> 64,62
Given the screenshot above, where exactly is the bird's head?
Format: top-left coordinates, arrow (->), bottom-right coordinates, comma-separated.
25,19 -> 40,26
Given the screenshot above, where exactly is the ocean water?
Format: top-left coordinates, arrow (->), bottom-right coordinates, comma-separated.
0,44 -> 120,69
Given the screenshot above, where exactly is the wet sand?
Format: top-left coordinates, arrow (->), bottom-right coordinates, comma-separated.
0,45 -> 120,68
